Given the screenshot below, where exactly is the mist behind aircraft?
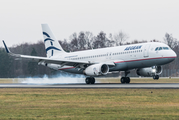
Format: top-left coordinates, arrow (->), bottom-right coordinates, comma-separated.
19,74 -> 86,84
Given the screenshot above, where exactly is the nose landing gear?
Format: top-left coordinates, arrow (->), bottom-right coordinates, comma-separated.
153,75 -> 159,80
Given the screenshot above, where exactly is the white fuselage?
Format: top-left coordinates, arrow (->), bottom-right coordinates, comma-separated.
47,42 -> 176,75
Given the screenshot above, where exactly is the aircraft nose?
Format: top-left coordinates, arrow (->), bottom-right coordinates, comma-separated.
170,50 -> 177,61
172,50 -> 177,58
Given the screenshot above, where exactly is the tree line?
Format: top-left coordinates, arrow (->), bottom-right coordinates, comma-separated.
0,31 -> 178,78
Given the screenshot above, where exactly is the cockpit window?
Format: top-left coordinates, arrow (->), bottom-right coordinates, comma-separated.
163,47 -> 169,50
159,47 -> 162,50
155,46 -> 170,51
155,47 -> 158,51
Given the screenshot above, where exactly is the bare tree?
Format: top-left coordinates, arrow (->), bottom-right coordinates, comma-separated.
108,33 -> 115,47
68,31 -> 94,51
60,39 -> 70,52
114,31 -> 129,46
164,33 -> 178,49
93,31 -> 107,49
84,31 -> 94,49
69,33 -> 78,51
78,32 -> 86,50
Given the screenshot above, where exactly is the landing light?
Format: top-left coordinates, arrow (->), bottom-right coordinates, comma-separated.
152,69 -> 156,73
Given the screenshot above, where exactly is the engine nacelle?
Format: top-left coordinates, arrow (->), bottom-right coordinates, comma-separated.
38,62 -> 61,70
136,66 -> 162,77
84,64 -> 109,76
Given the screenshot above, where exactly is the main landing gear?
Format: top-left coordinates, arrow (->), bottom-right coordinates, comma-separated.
121,77 -> 130,84
85,77 -> 95,84
121,71 -> 131,84
153,75 -> 159,80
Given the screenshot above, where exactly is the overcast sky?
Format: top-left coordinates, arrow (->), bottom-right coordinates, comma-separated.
0,0 -> 179,47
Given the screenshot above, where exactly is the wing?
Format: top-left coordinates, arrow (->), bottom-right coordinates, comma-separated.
2,41 -> 115,68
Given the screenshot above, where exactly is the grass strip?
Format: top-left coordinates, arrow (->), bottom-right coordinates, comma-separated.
0,88 -> 179,119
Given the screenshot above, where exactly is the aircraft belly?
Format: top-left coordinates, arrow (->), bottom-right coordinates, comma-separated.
126,61 -> 143,69
155,57 -> 175,65
58,57 -> 175,74
110,62 -> 128,71
112,57 -> 175,71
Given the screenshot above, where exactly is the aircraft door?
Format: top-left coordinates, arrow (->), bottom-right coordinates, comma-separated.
143,44 -> 150,57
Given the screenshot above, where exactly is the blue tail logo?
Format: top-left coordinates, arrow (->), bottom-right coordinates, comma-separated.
43,32 -> 61,57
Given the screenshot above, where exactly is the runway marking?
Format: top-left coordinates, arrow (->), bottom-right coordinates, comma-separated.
0,83 -> 179,89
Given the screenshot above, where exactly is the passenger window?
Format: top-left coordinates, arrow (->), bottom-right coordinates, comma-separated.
159,47 -> 162,50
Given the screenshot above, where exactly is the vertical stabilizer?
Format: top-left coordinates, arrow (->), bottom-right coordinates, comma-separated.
41,24 -> 65,58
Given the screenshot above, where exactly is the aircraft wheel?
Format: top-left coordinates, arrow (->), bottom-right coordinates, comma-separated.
153,75 -> 159,80
85,77 -> 91,84
90,77 -> 95,84
121,77 -> 126,84
126,77 -> 130,83
85,77 -> 95,84
155,75 -> 159,80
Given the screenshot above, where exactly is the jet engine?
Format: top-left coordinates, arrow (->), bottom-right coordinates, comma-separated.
38,62 -> 61,70
84,64 -> 109,76
136,66 -> 162,77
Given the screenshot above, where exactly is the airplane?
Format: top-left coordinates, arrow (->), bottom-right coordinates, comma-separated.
2,24 -> 177,84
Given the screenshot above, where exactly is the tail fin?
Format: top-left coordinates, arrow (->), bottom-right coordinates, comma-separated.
41,24 -> 65,58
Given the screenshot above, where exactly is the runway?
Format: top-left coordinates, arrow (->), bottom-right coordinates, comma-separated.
0,83 -> 179,89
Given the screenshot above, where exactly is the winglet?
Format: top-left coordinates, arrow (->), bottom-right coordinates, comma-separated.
2,40 -> 10,53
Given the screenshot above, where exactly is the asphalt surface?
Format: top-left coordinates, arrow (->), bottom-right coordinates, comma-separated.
0,83 -> 179,89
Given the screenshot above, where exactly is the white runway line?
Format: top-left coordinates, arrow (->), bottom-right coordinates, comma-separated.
0,83 -> 179,89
